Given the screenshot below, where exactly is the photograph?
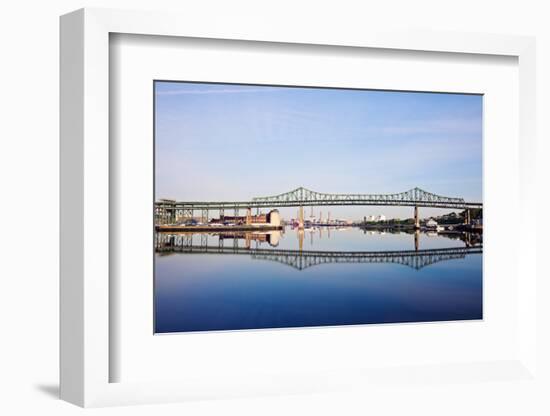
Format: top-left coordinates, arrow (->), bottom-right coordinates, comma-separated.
153,81 -> 483,333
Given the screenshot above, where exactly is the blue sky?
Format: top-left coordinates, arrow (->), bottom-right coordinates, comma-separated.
155,81 -> 482,220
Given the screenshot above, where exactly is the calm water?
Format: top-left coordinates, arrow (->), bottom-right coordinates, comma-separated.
155,227 -> 482,333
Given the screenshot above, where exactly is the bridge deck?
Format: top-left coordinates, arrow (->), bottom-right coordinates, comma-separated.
157,200 -> 482,210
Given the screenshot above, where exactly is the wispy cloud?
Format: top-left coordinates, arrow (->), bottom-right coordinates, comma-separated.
375,117 -> 482,136
156,87 -> 280,96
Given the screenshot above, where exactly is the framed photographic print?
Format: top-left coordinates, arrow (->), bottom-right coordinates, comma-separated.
153,81 -> 484,334
60,8 -> 539,408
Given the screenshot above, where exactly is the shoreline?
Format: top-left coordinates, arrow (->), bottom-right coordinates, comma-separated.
156,225 -> 283,233
357,224 -> 483,233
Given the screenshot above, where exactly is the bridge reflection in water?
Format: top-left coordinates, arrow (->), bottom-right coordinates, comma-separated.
155,233 -> 482,271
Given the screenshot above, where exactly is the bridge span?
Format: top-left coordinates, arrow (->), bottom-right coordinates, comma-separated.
155,187 -> 482,227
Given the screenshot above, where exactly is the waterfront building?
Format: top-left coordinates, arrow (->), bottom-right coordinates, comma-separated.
209,209 -> 280,226
268,210 -> 281,226
426,218 -> 438,228
425,218 -> 444,231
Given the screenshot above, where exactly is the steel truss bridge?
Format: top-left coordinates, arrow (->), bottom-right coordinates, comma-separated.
155,187 -> 482,225
156,240 -> 483,271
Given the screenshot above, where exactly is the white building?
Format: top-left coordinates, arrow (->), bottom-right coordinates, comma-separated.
267,209 -> 281,226
366,214 -> 386,222
426,218 -> 438,228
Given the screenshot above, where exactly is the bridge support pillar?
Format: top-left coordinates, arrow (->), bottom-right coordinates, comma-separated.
298,206 -> 304,229
464,209 -> 471,225
414,230 -> 419,251
414,206 -> 420,229
246,207 -> 252,225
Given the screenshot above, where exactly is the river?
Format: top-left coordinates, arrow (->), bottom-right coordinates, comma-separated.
154,226 -> 482,333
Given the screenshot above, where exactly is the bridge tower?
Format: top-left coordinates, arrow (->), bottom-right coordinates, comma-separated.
414,206 -> 420,229
464,209 -> 471,225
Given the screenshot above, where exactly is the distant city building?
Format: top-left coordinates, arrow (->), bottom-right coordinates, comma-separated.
426,218 -> 438,228
366,215 -> 386,222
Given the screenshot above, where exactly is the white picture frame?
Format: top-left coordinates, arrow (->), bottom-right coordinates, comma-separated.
60,7 -> 538,407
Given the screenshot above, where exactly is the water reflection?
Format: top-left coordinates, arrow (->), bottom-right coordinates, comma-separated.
154,226 -> 483,333
155,226 -> 482,256
156,232 -> 482,271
